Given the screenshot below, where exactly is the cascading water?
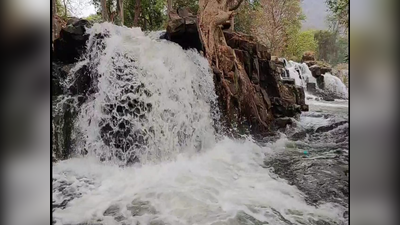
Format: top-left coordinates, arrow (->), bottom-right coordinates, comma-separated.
63,23 -> 218,164
282,59 -> 348,100
53,23 -> 347,225
323,73 -> 349,99
283,60 -> 315,88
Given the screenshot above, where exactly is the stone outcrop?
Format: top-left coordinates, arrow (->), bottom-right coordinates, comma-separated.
166,12 -> 308,134
165,8 -> 203,51
53,19 -> 91,63
301,51 -> 315,62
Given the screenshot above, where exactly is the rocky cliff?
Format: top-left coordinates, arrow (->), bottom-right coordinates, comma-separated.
165,9 -> 308,136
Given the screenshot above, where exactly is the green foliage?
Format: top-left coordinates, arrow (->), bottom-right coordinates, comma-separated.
173,0 -> 199,13
86,14 -> 103,23
284,30 -> 318,61
235,0 -> 260,34
235,0 -> 305,56
314,30 -> 348,65
326,0 -> 348,31
92,0 -> 167,30
56,0 -> 68,18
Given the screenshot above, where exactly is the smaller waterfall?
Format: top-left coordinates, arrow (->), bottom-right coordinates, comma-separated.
281,59 -> 348,100
282,60 -> 315,88
323,73 -> 349,99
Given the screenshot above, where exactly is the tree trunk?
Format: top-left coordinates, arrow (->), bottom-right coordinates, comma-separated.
197,0 -> 271,132
52,0 -> 57,42
168,0 -> 173,14
63,0 -> 68,17
101,0 -> 109,21
230,15 -> 234,31
117,0 -> 124,25
133,0 -> 141,27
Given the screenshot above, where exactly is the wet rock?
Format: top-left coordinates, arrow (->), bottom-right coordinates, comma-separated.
103,205 -> 126,222
302,51 -> 315,62
52,62 -> 65,96
289,130 -> 307,141
315,121 -> 348,133
235,211 -> 268,225
322,96 -> 335,101
275,117 -> 294,129
301,104 -> 309,111
165,8 -> 202,51
309,65 -> 322,77
281,78 -> 295,85
320,67 -> 332,75
306,82 -> 317,92
127,200 -> 157,216
54,19 -> 92,63
68,65 -> 92,96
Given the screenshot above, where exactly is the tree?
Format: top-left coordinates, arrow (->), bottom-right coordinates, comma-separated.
52,0 -> 57,42
198,0 -> 271,132
252,0 -> 304,56
101,0 -> 109,21
235,0 -> 259,34
314,29 -> 348,65
284,30 -> 318,61
173,0 -> 199,13
117,0 -> 124,25
168,0 -> 173,13
93,0 -> 165,30
86,13 -> 103,23
326,0 -> 348,32
133,0 -> 141,26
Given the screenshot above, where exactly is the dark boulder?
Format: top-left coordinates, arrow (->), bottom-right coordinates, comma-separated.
301,51 -> 315,62
54,19 -> 92,63
315,120 -> 348,133
165,8 -> 203,51
309,65 -> 322,77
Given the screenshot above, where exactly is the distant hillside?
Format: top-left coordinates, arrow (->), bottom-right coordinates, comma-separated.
301,0 -> 329,30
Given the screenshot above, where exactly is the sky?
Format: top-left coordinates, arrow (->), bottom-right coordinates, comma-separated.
71,0 -> 96,18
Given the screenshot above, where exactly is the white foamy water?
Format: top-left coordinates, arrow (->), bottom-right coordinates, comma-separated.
70,23 -> 218,164
323,73 -> 348,99
283,60 -> 348,101
53,23 -> 346,225
53,138 -> 345,225
283,60 -> 316,88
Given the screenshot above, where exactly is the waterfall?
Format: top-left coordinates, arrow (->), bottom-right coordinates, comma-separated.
53,23 -> 347,225
282,59 -> 348,100
323,73 -> 349,99
58,23 -> 219,164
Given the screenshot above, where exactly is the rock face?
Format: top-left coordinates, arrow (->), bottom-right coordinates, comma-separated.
54,19 -> 91,63
166,13 -> 308,134
165,8 -> 203,51
52,19 -> 93,161
301,51 -> 315,62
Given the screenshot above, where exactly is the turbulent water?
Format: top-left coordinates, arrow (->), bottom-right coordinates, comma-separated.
283,60 -> 316,87
322,73 -> 348,99
53,23 -> 348,225
284,60 -> 348,99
